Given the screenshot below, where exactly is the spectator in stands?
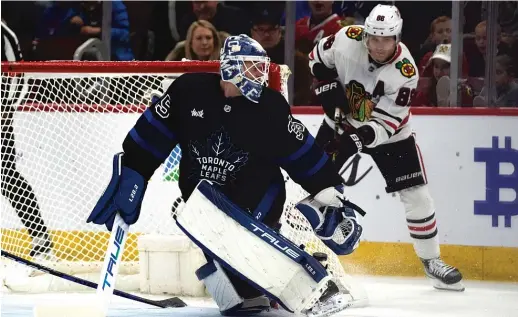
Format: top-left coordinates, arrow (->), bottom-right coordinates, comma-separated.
251,6 -> 307,63
501,31 -> 517,48
249,7 -> 312,105
476,55 -> 518,107
33,1 -> 134,61
166,20 -> 221,61
71,1 -> 134,61
280,1 -> 373,28
177,1 -> 250,41
465,20 -> 511,77
412,44 -> 473,107
418,16 -> 452,70
295,1 -> 349,54
499,1 -> 518,35
493,55 -> 518,106
1,2 -> 43,60
31,2 -> 85,60
34,2 -> 81,39
250,7 -> 284,63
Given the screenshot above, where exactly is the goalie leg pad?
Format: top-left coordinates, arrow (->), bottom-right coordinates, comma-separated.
196,259 -> 270,315
175,180 -> 333,314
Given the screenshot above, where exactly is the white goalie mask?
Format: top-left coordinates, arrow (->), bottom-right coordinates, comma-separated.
220,34 -> 271,103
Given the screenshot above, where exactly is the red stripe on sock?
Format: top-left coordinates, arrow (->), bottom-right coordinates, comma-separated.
408,220 -> 436,232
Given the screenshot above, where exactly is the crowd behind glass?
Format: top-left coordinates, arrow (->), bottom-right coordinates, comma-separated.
2,0 -> 517,107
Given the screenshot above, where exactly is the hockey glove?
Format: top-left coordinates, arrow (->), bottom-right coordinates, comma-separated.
324,130 -> 364,163
314,80 -> 350,116
86,152 -> 147,231
295,186 -> 365,255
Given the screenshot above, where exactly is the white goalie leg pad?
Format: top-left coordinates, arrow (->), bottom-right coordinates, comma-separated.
195,259 -> 272,315
195,259 -> 244,312
174,180 -> 334,314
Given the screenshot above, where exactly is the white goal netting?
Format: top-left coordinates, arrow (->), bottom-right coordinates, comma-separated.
1,61 -> 364,300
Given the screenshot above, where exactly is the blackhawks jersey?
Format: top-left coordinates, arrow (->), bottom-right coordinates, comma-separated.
295,14 -> 344,45
309,25 -> 419,147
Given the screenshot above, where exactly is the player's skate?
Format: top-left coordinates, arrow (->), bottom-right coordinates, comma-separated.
422,257 -> 464,291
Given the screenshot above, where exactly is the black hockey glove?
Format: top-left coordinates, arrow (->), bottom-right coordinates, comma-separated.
324,131 -> 364,162
325,123 -> 377,162
311,63 -> 339,81
314,80 -> 350,116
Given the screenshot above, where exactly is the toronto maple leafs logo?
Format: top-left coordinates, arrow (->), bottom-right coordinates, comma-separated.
287,115 -> 305,141
188,128 -> 249,185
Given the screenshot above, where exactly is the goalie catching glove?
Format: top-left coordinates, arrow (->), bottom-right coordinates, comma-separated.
86,153 -> 147,230
296,185 -> 365,255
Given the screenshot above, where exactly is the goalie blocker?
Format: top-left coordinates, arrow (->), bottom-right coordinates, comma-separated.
174,180 -> 362,317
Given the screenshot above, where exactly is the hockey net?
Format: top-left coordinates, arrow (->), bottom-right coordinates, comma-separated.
1,61 -> 365,301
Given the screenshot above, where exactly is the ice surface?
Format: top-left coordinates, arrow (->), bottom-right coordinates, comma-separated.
2,276 -> 517,317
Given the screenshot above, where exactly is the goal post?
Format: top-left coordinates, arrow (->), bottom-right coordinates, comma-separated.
0,61 -> 365,304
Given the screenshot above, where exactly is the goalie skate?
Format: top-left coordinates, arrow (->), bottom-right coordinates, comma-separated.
305,281 -> 353,317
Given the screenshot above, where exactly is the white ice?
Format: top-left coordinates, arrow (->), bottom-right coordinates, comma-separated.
1,276 -> 517,317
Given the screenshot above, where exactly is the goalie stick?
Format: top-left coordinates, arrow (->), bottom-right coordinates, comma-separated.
1,250 -> 187,308
97,213 -> 129,305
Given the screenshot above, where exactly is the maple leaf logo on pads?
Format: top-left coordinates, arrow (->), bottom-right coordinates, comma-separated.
188,128 -> 249,185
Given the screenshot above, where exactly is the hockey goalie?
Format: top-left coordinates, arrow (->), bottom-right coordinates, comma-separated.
87,34 -> 366,316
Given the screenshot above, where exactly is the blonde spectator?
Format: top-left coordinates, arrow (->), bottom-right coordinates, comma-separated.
166,20 -> 221,61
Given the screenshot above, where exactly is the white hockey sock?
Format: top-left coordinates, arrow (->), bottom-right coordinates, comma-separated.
399,185 -> 440,260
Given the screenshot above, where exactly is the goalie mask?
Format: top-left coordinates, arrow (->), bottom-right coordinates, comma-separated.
220,34 -> 271,103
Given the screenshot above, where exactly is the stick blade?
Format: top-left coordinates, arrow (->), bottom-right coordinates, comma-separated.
153,297 -> 187,308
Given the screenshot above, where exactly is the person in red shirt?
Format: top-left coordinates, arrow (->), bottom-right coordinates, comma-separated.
296,1 -> 350,54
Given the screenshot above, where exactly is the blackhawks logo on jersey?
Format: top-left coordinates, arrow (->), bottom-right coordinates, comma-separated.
188,128 -> 249,185
395,58 -> 416,78
345,80 -> 375,122
345,26 -> 363,41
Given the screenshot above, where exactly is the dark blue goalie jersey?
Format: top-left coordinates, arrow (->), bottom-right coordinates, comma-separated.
122,73 -> 342,226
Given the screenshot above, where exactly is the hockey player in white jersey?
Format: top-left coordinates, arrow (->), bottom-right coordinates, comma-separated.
309,4 -> 464,291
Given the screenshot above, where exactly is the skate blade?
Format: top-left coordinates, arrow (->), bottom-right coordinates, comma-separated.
306,293 -> 352,317
428,277 -> 465,292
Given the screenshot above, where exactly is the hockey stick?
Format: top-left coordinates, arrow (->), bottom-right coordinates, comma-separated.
97,213 -> 129,305
1,250 -> 187,308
